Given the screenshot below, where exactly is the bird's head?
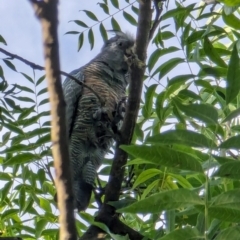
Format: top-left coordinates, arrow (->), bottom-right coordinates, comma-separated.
102,30 -> 135,59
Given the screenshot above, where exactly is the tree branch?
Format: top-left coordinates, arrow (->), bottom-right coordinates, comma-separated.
0,47 -> 104,105
149,0 -> 164,42
104,0 -> 152,208
28,0 -> 77,239
80,0 -> 162,239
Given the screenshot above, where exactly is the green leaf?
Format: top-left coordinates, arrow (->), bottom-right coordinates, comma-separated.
168,74 -> 195,87
39,197 -> 52,212
4,97 -> 21,110
219,135 -> 240,149
36,133 -> 51,145
156,91 -> 166,122
99,23 -> 108,41
0,35 -> 7,45
222,11 -> 240,30
78,32 -> 84,51
0,65 -> 5,81
38,98 -> 49,106
3,144 -> 34,153
132,169 -> 161,189
168,173 -> 193,189
152,58 -> 184,80
36,75 -> 45,86
15,84 -> 35,93
42,120 -> 51,126
213,162 -> 240,179
82,10 -> 98,21
186,30 -> 205,44
212,155 -> 235,164
222,107 -> 240,123
203,37 -> 227,68
88,28 -> 94,50
174,100 -> 218,125
2,131 -> 11,145
131,5 -> 139,15
161,31 -> 175,40
73,20 -> 88,28
226,43 -> 240,104
14,96 -> 35,103
117,189 -> 203,214
110,0 -> 119,8
18,187 -> 26,212
65,31 -> 80,35
22,197 -> 34,215
0,172 -> 12,181
199,67 -> 227,78
200,189 -> 240,222
111,17 -> 121,31
1,209 -> 19,220
120,145 -> 203,173
37,88 -> 47,96
38,169 -> 46,186
18,107 -> 35,120
98,3 -> 109,14
146,130 -> 217,148
123,11 -> 137,26
181,22 -> 191,44
4,153 -> 40,166
148,47 -> 179,72
35,219 -> 48,238
3,59 -> 17,71
26,128 -> 51,138
2,122 -> 24,135
214,226 -> 240,240
142,84 -> 157,118
18,115 -> 40,127
1,181 -> 13,201
178,89 -> 202,101
148,49 -> 161,72
159,227 -> 200,240
161,8 -> 187,20
21,72 -> 34,84
42,228 -> 59,237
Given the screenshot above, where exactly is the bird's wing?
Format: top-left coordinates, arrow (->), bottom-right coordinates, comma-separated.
62,68 -> 84,137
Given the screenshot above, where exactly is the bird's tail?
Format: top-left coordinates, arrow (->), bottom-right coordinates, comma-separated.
73,180 -> 93,211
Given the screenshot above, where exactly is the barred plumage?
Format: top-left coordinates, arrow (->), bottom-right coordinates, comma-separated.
62,31 -> 135,211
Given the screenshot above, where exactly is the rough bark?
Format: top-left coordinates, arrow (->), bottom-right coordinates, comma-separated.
29,0 -> 77,239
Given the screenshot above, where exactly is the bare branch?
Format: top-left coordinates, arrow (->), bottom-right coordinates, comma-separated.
28,0 -> 77,239
149,0 -> 164,42
0,47 -> 104,105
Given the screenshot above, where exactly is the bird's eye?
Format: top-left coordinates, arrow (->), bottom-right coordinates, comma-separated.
118,42 -> 123,46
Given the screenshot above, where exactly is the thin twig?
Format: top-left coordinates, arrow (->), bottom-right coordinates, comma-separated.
149,0 -> 164,42
0,47 -> 104,105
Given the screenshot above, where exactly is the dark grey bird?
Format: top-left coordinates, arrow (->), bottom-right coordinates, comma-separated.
62,31 -> 135,211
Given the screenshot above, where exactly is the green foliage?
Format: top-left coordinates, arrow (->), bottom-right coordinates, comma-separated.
1,0 -> 240,239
